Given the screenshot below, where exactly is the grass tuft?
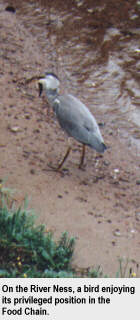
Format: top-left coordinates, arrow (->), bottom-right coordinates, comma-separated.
0,186 -> 75,277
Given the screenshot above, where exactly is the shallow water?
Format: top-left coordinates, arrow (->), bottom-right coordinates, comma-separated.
5,0 -> 140,150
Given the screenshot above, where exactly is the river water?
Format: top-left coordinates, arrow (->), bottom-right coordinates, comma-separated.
5,0 -> 140,151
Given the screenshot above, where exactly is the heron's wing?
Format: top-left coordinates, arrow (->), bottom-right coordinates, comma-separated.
55,94 -> 104,148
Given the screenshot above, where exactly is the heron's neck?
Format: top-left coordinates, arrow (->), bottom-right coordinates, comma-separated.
46,89 -> 58,105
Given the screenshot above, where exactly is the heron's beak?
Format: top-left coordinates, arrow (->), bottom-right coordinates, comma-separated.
38,82 -> 43,97
38,78 -> 46,97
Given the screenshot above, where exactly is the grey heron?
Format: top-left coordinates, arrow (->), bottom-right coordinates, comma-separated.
38,72 -> 107,170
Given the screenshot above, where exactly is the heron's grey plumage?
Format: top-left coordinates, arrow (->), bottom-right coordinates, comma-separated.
53,94 -> 106,153
38,73 -> 106,168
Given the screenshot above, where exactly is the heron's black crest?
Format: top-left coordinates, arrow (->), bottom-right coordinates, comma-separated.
45,72 -> 59,81
38,83 -> 43,97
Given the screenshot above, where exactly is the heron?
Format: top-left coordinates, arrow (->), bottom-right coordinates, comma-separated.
38,72 -> 107,170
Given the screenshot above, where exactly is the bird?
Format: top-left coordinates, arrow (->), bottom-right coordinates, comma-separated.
38,72 -> 107,170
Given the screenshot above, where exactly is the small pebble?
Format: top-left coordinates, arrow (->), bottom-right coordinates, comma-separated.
87,8 -> 94,13
9,105 -> 15,108
112,241 -> 116,246
30,168 -> 35,175
114,168 -> 120,173
5,6 -> 16,13
98,122 -> 105,127
113,229 -> 121,237
135,212 -> 140,221
103,160 -> 110,166
88,211 -> 94,216
58,194 -> 63,199
76,0 -> 84,7
134,48 -> 140,53
130,229 -> 136,234
25,115 -> 31,120
9,126 -> 20,133
33,129 -> 40,134
106,219 -> 112,224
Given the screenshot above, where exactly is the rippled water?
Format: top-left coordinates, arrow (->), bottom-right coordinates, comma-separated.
5,0 -> 140,149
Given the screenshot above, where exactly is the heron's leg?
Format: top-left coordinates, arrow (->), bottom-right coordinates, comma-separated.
79,144 -> 86,169
57,145 -> 72,170
48,138 -> 72,171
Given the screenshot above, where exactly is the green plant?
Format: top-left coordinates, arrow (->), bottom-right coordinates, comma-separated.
0,194 -> 75,277
116,258 -> 138,278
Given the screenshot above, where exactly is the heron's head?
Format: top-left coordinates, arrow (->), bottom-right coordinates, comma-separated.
38,73 -> 60,97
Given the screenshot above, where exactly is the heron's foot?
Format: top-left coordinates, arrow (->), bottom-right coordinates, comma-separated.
78,163 -> 86,171
47,162 -> 70,175
47,162 -> 61,171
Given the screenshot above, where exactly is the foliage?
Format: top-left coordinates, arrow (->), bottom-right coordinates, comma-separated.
0,187 -> 75,277
115,258 -> 138,278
